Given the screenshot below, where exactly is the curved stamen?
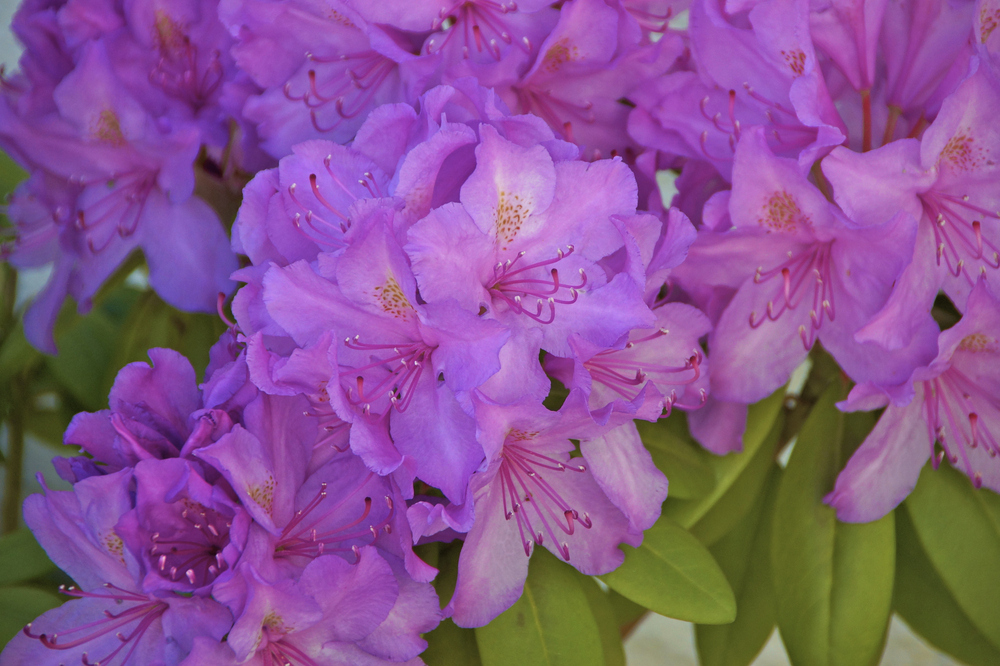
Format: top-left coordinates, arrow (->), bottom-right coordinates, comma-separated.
499,441 -> 590,562
489,247 -> 586,324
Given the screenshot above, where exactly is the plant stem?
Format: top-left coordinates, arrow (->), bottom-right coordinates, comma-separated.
2,376 -> 25,534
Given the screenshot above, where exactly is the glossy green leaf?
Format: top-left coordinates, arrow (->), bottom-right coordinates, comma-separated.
600,517 -> 735,624
905,461 -> 1000,651
608,588 -> 647,636
696,466 -> 779,666
771,384 -> 894,666
46,305 -> 118,411
0,585 -> 64,646
108,290 -> 227,389
0,322 -> 43,386
662,388 -> 784,529
894,502 -> 1000,666
23,397 -> 78,449
423,619 -> 483,666
421,542 -> 481,666
0,151 -> 27,196
581,578 -> 626,666
0,530 -> 57,586
690,414 -> 784,546
476,549 -> 604,666
637,419 -> 715,500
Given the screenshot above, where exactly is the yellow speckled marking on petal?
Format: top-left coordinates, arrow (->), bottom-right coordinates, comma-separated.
940,132 -> 991,172
373,276 -> 414,319
101,530 -> 126,565
92,109 -> 126,146
759,191 -> 810,232
326,9 -> 356,27
542,38 -> 579,73
780,49 -> 806,77
507,428 -> 540,442
959,333 -> 998,353
263,611 -> 293,635
980,4 -> 1000,43
153,10 -> 186,54
248,475 -> 276,515
495,191 -> 531,249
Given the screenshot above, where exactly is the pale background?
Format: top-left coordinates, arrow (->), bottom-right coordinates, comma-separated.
0,8 -> 960,665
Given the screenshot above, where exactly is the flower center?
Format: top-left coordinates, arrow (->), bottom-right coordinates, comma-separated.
488,246 -> 587,324
425,1 -> 529,60
498,443 -> 591,561
342,338 -> 434,414
275,477 -> 394,561
921,191 -> 1000,283
923,367 -> 1000,488
283,51 -> 397,133
584,328 -> 705,414
24,584 -> 167,665
748,241 -> 836,349
149,501 -> 232,588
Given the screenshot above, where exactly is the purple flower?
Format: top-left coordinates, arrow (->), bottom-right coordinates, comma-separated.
117,458 -> 252,594
180,547 -> 427,666
822,64 -> 1000,352
827,279 -> 1000,522
252,221 -> 510,503
673,126 -> 939,403
544,303 -> 711,420
0,470 -> 233,666
220,0 -> 438,157
446,393 -> 659,627
0,0 -> 245,352
628,0 -> 846,182
488,0 -> 682,158
405,124 -> 655,359
55,348 -> 235,483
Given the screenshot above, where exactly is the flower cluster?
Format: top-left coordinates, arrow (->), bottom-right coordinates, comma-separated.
221,0 -> 684,159
232,81 -> 708,626
1,338 -> 440,665
0,0 -> 256,352
628,0 -> 1000,517
3,0 -> 1000,662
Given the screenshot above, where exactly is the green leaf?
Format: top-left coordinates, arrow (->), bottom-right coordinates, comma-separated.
608,588 -> 647,635
421,542 -> 483,666
600,517 -> 735,624
637,419 -> 715,500
45,303 -> 118,411
108,290 -> 227,389
0,151 -> 27,197
905,461 -> 1000,651
423,619 -> 483,666
662,388 -> 784,530
0,530 -> 57,586
771,383 -> 894,666
476,549 -> 605,666
695,466 -> 779,666
690,414 -> 784,546
23,397 -> 78,449
0,585 -> 64,646
894,502 -> 1000,666
0,322 -> 43,387
580,578 -> 626,666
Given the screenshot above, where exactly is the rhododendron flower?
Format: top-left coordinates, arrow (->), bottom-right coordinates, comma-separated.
828,279 -> 1000,522
447,393 -> 663,627
674,127 -> 938,403
823,65 -> 1000,351
0,0 -> 247,353
0,469 -> 233,666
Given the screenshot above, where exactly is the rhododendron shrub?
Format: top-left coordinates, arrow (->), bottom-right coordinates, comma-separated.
1,0 -> 999,665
